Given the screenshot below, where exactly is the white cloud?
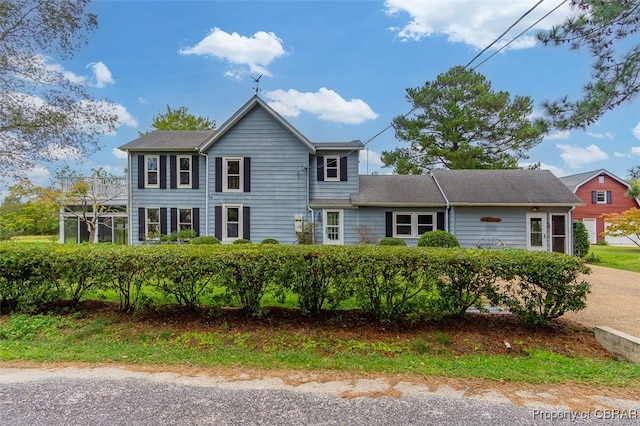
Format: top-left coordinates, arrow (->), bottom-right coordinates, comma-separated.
631,147 -> 640,156
74,100 -> 138,134
27,166 -> 52,187
519,161 -> 567,177
544,130 -> 570,140
179,28 -> 286,77
614,152 -> 631,158
556,143 -> 609,169
587,131 -> 614,140
360,149 -> 385,167
633,122 -> 640,140
88,62 -> 115,88
264,88 -> 378,124
384,0 -> 572,49
112,147 -> 128,160
137,97 -> 149,105
44,144 -> 83,161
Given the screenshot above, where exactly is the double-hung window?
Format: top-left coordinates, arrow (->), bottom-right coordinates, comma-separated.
145,156 -> 159,188
178,208 -> 192,232
177,156 -> 191,188
223,205 -> 242,240
224,158 -> 243,191
595,190 -> 607,204
324,156 -> 339,181
393,212 -> 435,238
146,208 -> 160,239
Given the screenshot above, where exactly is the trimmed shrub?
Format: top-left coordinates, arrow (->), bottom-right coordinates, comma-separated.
232,238 -> 252,244
261,238 -> 279,244
190,236 -> 220,245
379,237 -> 407,246
573,221 -> 590,258
417,230 -> 460,248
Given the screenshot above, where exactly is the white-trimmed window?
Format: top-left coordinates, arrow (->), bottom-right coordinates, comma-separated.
146,208 -> 160,239
178,156 -> 191,188
145,155 -> 159,188
178,208 -> 192,232
324,156 -> 340,181
393,212 -> 435,238
595,190 -> 607,204
223,205 -> 242,240
224,158 -> 243,191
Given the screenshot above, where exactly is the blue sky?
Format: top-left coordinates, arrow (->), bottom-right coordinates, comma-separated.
20,0 -> 640,189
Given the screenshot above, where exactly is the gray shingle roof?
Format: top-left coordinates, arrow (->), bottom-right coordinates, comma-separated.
118,130 -> 215,151
315,141 -> 364,150
559,169 -> 630,192
352,175 -> 446,206
432,170 -> 583,205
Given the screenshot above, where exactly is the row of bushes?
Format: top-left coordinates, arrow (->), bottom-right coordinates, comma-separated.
0,243 -> 590,326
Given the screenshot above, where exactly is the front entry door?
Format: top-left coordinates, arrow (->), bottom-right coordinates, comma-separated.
551,214 -> 568,253
526,213 -> 547,251
323,210 -> 343,245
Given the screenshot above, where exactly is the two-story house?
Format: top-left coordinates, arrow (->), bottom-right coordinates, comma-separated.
117,96 -> 583,253
560,169 -> 640,245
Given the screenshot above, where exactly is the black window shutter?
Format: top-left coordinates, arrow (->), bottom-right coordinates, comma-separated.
317,156 -> 324,181
192,155 -> 199,189
214,206 -> 222,239
340,156 -> 348,181
160,208 -> 167,235
243,206 -> 250,241
437,212 -> 445,231
169,155 -> 177,189
244,157 -> 251,192
193,208 -> 200,236
385,211 -> 393,237
215,157 -> 222,192
137,155 -> 145,189
170,208 -> 177,233
606,191 -> 612,204
591,191 -> 597,203
138,208 -> 145,241
160,155 -> 167,189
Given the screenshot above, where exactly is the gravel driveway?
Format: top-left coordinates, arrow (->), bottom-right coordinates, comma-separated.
563,265 -> 640,338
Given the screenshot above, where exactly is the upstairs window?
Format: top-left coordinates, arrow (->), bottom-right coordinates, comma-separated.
145,156 -> 159,188
224,158 -> 243,191
593,190 -> 611,204
324,156 -> 339,181
178,156 -> 191,188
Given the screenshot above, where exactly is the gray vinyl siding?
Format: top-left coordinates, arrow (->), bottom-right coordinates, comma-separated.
129,152 -> 205,243
449,206 -> 574,250
205,106 -> 312,244
309,151 -> 359,200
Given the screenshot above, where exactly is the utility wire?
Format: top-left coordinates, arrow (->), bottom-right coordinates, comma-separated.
351,0 -> 567,171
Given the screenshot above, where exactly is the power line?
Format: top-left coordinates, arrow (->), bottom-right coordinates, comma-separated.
354,0 -> 567,170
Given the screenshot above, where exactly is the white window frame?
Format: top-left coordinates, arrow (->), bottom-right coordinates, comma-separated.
145,155 -> 160,188
595,190 -> 607,204
223,157 -> 243,192
178,208 -> 192,232
526,213 -> 547,251
222,204 -> 242,241
392,212 -> 435,238
323,209 -> 343,245
177,155 -> 191,188
324,156 -> 340,181
146,208 -> 160,240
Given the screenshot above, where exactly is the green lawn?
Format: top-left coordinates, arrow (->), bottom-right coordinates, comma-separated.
588,245 -> 640,273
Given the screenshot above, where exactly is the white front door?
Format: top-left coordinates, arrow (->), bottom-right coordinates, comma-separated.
583,218 -> 597,244
323,209 -> 343,245
526,213 -> 547,251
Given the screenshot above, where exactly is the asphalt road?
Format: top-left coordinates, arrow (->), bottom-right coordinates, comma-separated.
1,367 -> 639,425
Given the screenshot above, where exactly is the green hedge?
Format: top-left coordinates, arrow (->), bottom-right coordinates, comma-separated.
0,243 -> 590,326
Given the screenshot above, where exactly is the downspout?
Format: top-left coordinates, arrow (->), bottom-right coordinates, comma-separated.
201,151 -> 209,236
303,164 -> 315,245
127,151 -> 133,245
430,171 -> 450,231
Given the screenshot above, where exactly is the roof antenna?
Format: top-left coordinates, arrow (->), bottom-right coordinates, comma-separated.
251,74 -> 262,95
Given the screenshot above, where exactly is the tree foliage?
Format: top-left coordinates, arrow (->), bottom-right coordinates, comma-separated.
0,0 -> 119,181
601,208 -> 640,247
382,66 -> 546,174
0,180 -> 58,239
142,105 -> 216,135
537,0 -> 640,130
